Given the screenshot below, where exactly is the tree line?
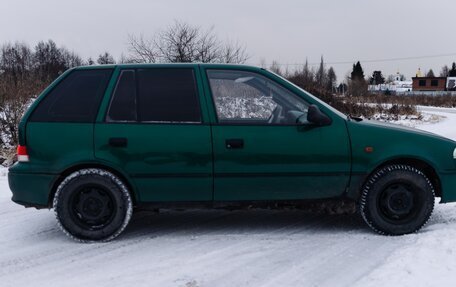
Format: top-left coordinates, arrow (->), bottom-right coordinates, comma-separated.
0,21 -> 249,151
2,20 -> 456,152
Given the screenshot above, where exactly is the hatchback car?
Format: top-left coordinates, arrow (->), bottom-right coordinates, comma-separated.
8,64 -> 456,241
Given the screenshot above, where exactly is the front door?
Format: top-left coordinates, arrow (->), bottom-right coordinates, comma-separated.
203,68 -> 351,201
95,67 -> 213,202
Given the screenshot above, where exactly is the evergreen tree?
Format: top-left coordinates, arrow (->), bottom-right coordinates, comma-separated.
449,62 -> 456,77
351,61 -> 365,81
316,56 -> 326,87
369,71 -> 385,85
426,69 -> 435,77
349,61 -> 367,96
302,59 -> 313,85
97,52 -> 115,65
326,67 -> 337,92
440,65 -> 449,77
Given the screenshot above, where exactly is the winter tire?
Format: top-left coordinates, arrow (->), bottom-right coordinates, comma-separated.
360,164 -> 434,235
53,168 -> 133,242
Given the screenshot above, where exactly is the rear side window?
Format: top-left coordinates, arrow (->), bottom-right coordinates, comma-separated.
30,69 -> 113,122
137,69 -> 201,122
107,70 -> 136,122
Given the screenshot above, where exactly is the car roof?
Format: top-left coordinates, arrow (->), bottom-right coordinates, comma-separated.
74,63 -> 264,72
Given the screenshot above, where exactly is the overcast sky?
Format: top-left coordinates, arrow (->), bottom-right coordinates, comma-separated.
1,0 -> 455,82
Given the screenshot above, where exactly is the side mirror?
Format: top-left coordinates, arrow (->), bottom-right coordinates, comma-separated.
306,105 -> 332,126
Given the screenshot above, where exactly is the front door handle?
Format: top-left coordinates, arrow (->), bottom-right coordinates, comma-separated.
226,139 -> 244,149
109,137 -> 128,147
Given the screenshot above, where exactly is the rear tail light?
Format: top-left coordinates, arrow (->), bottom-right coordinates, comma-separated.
17,145 -> 30,162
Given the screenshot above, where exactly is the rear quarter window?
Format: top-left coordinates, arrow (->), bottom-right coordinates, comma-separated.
30,69 -> 113,122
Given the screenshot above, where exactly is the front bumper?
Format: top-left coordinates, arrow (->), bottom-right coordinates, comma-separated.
439,171 -> 456,203
8,171 -> 56,208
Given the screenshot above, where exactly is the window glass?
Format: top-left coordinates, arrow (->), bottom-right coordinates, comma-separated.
431,79 -> 439,87
137,69 -> 201,122
107,70 -> 136,122
207,70 -> 308,124
30,69 -> 113,122
419,80 -> 426,86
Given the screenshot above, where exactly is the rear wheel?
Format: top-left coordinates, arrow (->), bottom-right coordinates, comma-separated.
360,164 -> 435,235
54,169 -> 133,242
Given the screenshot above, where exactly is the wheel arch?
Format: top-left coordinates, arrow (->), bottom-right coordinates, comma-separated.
48,162 -> 139,207
366,157 -> 441,198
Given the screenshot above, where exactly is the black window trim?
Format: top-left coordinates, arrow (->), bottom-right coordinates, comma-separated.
105,67 -> 203,125
205,69 -> 312,126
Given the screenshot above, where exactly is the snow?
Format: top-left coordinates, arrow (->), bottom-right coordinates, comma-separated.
415,106 -> 456,140
1,107 -> 456,287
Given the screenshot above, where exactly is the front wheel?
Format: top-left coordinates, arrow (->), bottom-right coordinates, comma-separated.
360,164 -> 435,235
53,169 -> 133,242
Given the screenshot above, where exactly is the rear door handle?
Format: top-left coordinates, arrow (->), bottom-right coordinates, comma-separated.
226,139 -> 244,149
109,137 -> 128,147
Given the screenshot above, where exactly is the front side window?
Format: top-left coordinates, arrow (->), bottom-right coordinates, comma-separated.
207,70 -> 308,124
30,69 -> 113,122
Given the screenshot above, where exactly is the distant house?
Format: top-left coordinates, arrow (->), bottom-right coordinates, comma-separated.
412,77 -> 447,91
368,72 -> 412,94
447,77 -> 456,91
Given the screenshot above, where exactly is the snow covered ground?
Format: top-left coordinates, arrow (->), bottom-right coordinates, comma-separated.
1,106 -> 456,287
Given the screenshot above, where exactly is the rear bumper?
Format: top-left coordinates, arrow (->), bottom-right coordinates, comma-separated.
8,171 -> 56,208
439,171 -> 456,203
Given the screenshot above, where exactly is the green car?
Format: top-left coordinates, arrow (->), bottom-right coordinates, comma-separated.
8,64 -> 456,242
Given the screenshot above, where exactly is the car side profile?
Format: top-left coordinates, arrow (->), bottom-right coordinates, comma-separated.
8,63 -> 456,242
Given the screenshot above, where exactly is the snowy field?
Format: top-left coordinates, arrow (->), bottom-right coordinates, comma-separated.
1,106 -> 456,287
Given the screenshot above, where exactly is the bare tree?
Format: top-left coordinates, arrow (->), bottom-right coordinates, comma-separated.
0,40 -> 85,149
0,42 -> 42,147
126,21 -> 248,64
0,77 -> 38,146
61,49 -> 84,68
33,40 -> 67,82
0,42 -> 34,85
156,21 -> 201,62
196,26 -> 220,63
219,40 -> 248,64
127,34 -> 157,63
269,60 -> 282,75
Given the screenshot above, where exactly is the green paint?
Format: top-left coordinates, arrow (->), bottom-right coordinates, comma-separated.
8,64 -> 456,207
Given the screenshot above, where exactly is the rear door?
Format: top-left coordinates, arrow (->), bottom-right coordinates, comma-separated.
202,67 -> 351,201
94,66 -> 213,202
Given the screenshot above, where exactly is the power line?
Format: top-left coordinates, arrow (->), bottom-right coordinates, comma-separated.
252,52 -> 456,67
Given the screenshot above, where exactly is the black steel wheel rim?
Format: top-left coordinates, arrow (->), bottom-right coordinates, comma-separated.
378,182 -> 420,223
69,184 -> 117,230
